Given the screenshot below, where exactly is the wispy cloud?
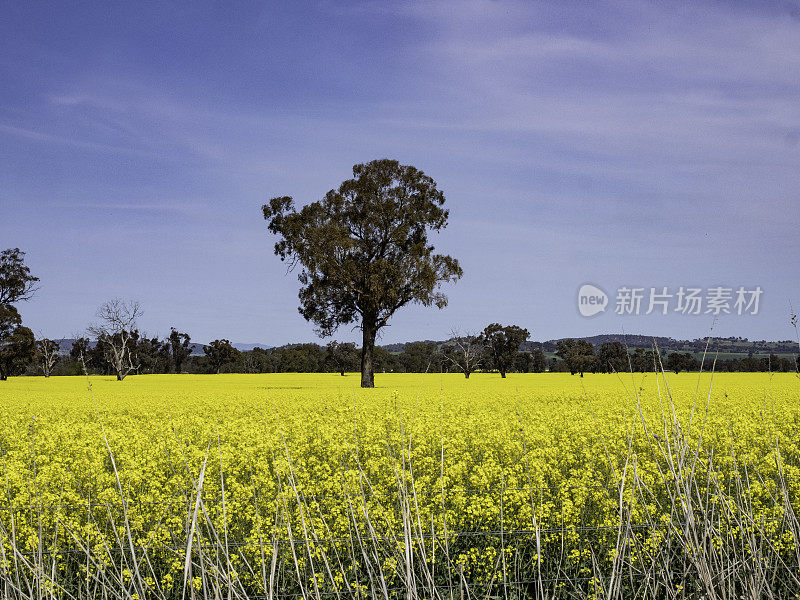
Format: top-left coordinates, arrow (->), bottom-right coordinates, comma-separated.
0,122 -> 162,157
53,201 -> 198,213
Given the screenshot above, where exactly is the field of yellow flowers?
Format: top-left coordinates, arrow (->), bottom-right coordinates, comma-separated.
0,372 -> 798,598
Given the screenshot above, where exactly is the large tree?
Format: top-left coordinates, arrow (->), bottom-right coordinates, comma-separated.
263,159 -> 462,387
480,323 -> 530,378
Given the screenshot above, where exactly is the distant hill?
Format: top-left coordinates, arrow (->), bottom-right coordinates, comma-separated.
50,338 -> 86,356
381,334 -> 798,356
538,334 -> 797,355
381,340 -> 441,353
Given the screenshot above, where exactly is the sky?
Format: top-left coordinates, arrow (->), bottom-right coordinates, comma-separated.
2,0 -> 799,346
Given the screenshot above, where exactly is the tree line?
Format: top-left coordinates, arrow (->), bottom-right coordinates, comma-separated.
527,334 -> 800,357
3,317 -> 546,378
2,245 -> 797,381
549,339 -> 798,375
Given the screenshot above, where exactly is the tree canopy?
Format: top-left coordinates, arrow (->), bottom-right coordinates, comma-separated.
0,248 -> 39,306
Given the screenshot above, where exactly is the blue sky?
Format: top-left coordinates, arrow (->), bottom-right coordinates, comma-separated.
2,0 -> 799,345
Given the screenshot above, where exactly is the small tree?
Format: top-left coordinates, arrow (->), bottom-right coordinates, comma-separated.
443,330 -> 482,378
70,337 -> 89,363
325,341 -> 359,376
88,299 -> 143,381
36,338 -> 60,377
514,349 -> 547,373
530,349 -> 548,373
666,351 -> 699,374
131,333 -> 166,374
373,346 -> 400,373
0,249 -> 38,381
0,306 -> 35,380
399,341 -> 442,373
278,343 -> 325,372
204,339 -> 237,374
263,159 -> 462,387
556,339 -> 596,377
630,347 -> 657,372
596,342 -> 629,373
480,323 -> 530,378
168,328 -> 192,374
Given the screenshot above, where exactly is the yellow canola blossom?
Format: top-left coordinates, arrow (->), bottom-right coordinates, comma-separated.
0,372 -> 798,595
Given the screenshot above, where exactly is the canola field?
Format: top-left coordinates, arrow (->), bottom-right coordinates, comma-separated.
0,372 -> 799,597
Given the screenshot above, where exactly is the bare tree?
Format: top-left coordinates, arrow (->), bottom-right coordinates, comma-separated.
88,299 -> 142,381
443,329 -> 482,378
36,338 -> 60,378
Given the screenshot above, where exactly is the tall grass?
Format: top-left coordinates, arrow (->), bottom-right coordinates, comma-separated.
1,358 -> 798,599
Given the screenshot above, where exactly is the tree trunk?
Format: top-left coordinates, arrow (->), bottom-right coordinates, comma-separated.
500,369 -> 506,378
361,320 -> 377,388
340,370 -> 345,376
464,370 -> 470,378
